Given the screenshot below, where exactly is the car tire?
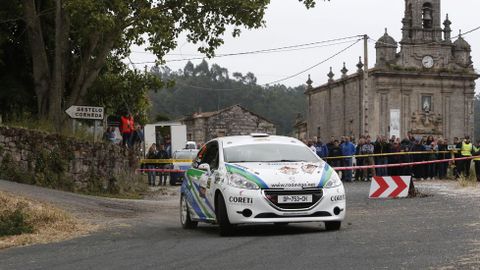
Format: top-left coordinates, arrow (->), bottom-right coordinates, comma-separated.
216,193 -> 234,237
324,221 -> 341,231
180,194 -> 198,229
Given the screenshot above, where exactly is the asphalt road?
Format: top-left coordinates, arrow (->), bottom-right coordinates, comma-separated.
0,180 -> 479,270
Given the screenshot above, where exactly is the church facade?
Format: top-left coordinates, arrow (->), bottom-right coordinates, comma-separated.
305,0 -> 478,141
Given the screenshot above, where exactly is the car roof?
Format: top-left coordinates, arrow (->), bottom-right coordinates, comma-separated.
217,135 -> 303,148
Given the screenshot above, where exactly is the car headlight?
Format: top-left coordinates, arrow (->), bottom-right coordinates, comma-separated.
228,173 -> 260,190
324,173 -> 342,189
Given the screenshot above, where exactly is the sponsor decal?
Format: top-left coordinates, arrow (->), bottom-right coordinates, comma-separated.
279,166 -> 299,175
330,195 -> 345,202
301,164 -> 318,174
270,182 -> 316,188
229,196 -> 253,204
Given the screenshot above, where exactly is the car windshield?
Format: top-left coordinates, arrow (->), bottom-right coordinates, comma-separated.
223,143 -> 319,163
173,151 -> 198,160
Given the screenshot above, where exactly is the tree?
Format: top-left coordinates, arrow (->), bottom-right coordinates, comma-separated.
1,0 -> 319,130
85,58 -> 162,125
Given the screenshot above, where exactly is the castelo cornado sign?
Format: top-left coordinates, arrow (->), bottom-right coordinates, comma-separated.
65,106 -> 104,120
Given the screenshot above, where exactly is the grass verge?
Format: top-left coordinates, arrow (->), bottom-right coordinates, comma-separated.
0,191 -> 95,249
458,174 -> 478,188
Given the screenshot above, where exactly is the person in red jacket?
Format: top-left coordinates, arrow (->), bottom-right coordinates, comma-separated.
120,112 -> 134,148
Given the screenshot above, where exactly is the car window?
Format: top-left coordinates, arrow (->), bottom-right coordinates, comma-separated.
194,142 -> 219,170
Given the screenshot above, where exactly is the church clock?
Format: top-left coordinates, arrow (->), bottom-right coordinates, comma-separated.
422,55 -> 434,68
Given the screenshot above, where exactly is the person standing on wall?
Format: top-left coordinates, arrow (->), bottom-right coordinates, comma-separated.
460,136 -> 474,178
120,112 -> 134,148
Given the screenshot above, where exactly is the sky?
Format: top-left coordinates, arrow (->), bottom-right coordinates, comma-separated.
128,0 -> 480,89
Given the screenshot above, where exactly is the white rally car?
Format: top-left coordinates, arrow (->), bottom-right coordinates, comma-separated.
180,134 -> 346,236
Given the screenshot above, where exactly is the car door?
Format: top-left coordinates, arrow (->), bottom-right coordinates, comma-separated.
202,142 -> 219,211
187,141 -> 218,221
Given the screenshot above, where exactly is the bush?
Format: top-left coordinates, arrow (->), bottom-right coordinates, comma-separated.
0,208 -> 33,237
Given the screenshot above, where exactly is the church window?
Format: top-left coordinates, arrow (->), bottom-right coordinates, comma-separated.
422,3 -> 433,29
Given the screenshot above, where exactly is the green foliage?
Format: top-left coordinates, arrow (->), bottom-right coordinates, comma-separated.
149,61 -> 307,135
0,153 -> 34,184
85,58 -> 162,125
155,113 -> 171,122
31,148 -> 74,191
83,173 -> 147,199
0,0 -> 320,124
0,207 -> 34,237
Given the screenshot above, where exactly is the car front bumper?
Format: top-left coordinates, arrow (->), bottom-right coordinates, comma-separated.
222,186 -> 346,224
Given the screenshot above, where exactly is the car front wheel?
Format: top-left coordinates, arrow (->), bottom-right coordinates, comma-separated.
216,193 -> 234,236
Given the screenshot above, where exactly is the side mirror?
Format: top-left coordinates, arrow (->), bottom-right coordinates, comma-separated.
198,163 -> 211,175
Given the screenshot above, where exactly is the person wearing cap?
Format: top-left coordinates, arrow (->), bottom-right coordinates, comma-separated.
459,136 -> 473,178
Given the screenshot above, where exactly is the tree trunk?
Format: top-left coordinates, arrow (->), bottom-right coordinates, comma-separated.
48,0 -> 65,132
23,0 -> 51,118
67,33 -> 116,108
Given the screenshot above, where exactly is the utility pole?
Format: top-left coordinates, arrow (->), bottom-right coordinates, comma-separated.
362,34 -> 369,136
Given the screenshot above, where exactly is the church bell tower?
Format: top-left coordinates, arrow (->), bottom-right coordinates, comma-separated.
401,0 -> 443,44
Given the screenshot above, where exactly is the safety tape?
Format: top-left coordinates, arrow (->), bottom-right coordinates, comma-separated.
140,159 -> 193,164
332,155 -> 480,171
136,155 -> 480,174
323,150 -> 456,160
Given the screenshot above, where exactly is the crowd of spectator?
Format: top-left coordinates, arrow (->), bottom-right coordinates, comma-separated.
304,132 -> 480,182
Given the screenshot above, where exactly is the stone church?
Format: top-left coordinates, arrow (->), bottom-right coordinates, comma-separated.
305,0 -> 478,141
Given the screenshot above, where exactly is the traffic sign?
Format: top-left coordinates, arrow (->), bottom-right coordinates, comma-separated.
369,176 -> 411,199
65,105 -> 104,120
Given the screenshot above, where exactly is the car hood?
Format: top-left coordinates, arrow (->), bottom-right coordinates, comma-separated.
225,162 -> 336,189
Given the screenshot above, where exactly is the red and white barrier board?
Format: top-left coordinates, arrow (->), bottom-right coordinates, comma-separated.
369,176 -> 411,199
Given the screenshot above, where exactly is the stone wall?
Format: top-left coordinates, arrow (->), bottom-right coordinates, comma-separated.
0,126 -> 138,192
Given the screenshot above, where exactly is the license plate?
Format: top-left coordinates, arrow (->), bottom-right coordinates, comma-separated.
277,195 -> 313,204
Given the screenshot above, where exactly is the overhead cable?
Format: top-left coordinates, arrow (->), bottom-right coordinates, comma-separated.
264,38 -> 362,85
129,35 -> 363,65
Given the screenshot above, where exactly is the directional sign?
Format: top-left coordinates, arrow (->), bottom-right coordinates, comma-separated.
369,176 -> 411,199
65,106 -> 104,120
